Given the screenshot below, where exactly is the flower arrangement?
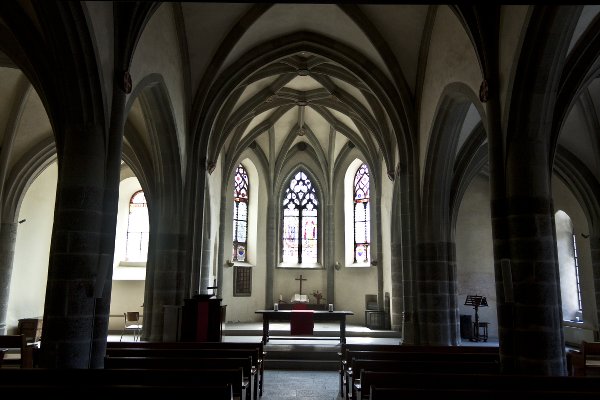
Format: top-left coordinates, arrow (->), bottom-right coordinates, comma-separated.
312,290 -> 325,304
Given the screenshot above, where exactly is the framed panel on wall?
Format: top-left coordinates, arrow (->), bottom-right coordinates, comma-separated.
234,265 -> 252,296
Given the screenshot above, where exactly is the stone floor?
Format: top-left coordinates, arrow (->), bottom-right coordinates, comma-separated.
262,369 -> 340,400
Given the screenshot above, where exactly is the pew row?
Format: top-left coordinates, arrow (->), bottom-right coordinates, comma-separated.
369,386 -> 600,400
349,358 -> 501,399
362,371 -> 600,400
104,356 -> 255,400
568,340 -> 600,376
0,334 -> 34,368
338,344 -> 499,398
106,340 -> 264,396
106,347 -> 260,399
0,368 -> 236,399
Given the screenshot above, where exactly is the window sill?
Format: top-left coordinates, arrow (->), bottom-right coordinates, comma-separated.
346,262 -> 370,268
119,261 -> 146,267
563,320 -> 585,326
113,261 -> 146,280
232,261 -> 254,267
277,262 -> 324,269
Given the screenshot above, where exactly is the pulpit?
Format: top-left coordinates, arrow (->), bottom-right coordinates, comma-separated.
180,294 -> 223,342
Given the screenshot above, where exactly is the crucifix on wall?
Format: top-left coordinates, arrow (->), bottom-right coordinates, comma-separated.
295,274 -> 307,294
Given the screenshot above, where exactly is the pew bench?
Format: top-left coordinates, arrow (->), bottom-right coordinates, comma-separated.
0,368 -> 237,399
368,386 -> 600,400
0,334 -> 34,368
360,371 -> 600,400
104,356 -> 255,400
568,340 -> 600,376
338,343 -> 498,397
349,358 -> 500,400
106,340 -> 265,397
344,349 -> 500,398
0,384 -> 234,399
105,346 -> 261,399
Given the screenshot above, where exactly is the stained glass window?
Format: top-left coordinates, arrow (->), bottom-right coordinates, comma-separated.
126,190 -> 149,261
354,163 -> 370,263
282,170 -> 318,264
233,164 -> 249,262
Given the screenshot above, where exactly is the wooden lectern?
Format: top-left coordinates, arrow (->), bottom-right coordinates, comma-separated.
180,294 -> 223,342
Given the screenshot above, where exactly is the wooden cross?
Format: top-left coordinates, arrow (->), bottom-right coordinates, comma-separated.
295,274 -> 307,294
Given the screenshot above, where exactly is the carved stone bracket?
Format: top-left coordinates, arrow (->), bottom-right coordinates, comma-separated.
122,70 -> 132,94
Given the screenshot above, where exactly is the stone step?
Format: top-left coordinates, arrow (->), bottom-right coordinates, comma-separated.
264,358 -> 339,371
263,342 -> 340,371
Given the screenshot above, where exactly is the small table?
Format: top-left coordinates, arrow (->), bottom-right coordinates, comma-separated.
255,310 -> 354,344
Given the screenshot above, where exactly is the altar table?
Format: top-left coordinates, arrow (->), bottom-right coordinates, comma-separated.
255,310 -> 354,344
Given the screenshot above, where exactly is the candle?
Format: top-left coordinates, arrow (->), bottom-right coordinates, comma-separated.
274,303 -> 279,311
328,304 -> 333,312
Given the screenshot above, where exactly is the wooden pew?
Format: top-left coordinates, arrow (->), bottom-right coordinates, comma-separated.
349,358 -> 500,400
338,343 -> 498,397
0,334 -> 34,368
346,349 -> 499,363
364,372 -> 600,400
344,349 -> 499,398
1,384 -> 234,399
105,345 -> 262,399
106,340 -> 265,397
0,368 -> 237,399
569,340 -> 600,376
104,356 -> 255,400
369,386 -> 600,400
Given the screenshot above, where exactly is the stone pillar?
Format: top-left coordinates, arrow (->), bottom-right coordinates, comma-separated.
416,241 -> 459,346
265,195 -> 277,308
0,222 -> 17,335
589,235 -> 600,338
39,123 -> 107,369
325,202 -> 335,305
200,205 -> 212,295
500,132 -> 566,374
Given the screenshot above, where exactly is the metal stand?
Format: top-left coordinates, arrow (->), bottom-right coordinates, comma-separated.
464,295 -> 488,342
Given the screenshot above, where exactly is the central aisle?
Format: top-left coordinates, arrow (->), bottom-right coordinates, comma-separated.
261,369 -> 340,400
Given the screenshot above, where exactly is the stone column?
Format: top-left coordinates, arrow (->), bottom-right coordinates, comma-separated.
501,132 -> 566,374
589,235 -> 600,335
39,121 -> 108,368
0,222 -> 17,335
416,241 -> 459,346
265,192 -> 277,308
325,202 -> 335,305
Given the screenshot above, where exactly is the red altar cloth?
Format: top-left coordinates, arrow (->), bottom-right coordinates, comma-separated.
290,310 -> 314,335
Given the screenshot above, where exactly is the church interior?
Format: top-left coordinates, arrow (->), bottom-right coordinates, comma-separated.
0,2 -> 599,376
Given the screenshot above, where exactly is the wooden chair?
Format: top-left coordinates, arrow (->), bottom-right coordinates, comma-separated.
120,312 -> 142,342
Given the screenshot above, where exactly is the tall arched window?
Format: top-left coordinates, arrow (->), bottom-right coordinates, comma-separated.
353,163 -> 370,263
126,190 -> 149,261
232,164 -> 249,262
555,210 -> 583,321
572,233 -> 583,311
282,170 -> 318,264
